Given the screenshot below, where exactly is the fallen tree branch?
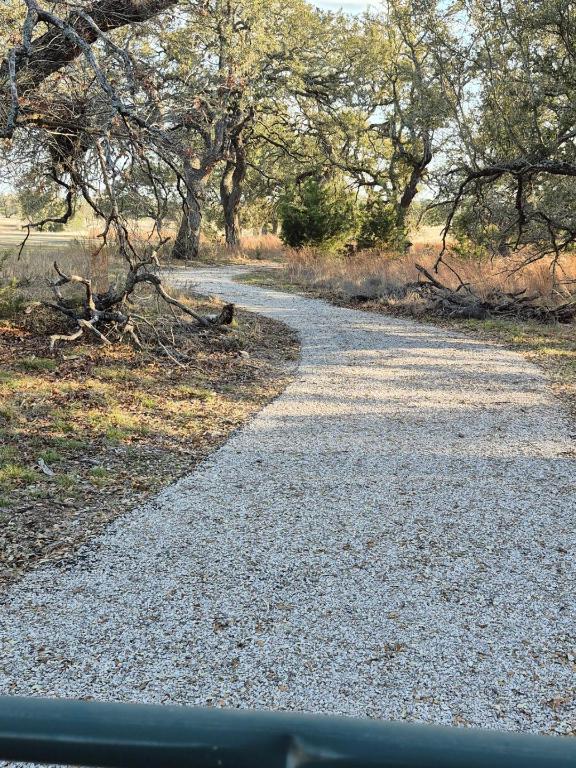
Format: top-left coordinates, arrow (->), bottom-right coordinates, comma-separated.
34,261 -> 235,349
414,262 -> 576,323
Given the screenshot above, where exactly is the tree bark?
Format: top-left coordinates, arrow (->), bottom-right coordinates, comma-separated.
220,137 -> 246,250
396,134 -> 433,231
172,162 -> 207,261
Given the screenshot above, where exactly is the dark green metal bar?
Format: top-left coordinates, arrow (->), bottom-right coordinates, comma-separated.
0,696 -> 574,768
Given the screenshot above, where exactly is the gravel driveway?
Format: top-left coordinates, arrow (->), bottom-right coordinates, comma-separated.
0,266 -> 574,735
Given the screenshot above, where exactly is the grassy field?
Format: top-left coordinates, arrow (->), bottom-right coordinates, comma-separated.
0,216 -> 92,249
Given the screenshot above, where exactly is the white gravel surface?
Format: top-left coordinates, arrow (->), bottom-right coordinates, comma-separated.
0,266 -> 575,736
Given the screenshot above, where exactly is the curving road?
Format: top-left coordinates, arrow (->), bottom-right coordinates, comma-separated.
0,267 -> 574,735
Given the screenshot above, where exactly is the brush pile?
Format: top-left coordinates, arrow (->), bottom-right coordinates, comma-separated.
26,260 -> 235,351
415,264 -> 576,323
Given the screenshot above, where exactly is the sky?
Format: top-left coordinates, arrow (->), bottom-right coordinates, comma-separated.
314,0 -> 374,14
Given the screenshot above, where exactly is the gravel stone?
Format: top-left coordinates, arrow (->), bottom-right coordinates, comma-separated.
0,266 -> 575,736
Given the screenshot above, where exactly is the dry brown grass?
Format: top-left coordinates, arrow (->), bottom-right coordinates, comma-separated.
0,235 -> 172,304
240,233 -> 285,261
0,214 -> 285,285
164,233 -> 286,267
281,246 -> 576,304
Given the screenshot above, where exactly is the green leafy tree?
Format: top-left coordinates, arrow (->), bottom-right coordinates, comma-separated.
157,0 -> 341,257
357,198 -> 397,250
291,0 -> 457,249
0,193 -> 19,218
279,178 -> 359,250
439,0 -> 576,264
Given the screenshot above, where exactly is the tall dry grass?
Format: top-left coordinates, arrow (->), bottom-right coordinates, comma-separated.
0,238 -> 125,302
284,245 -> 576,305
174,233 -> 285,264
240,233 -> 285,261
1,224 -> 286,306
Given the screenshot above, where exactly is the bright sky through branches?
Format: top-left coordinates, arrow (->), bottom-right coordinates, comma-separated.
314,0 -> 373,13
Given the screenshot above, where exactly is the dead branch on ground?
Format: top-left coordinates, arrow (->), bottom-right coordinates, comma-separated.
27,260 -> 235,350
415,263 -> 576,323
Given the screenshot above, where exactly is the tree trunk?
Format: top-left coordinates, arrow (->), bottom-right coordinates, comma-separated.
220,137 -> 246,250
172,195 -> 202,261
396,134 -> 433,232
220,156 -> 241,249
172,164 -> 206,261
223,198 -> 241,250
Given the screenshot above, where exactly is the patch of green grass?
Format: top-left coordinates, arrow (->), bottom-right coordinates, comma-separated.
88,466 -> 111,487
236,269 -> 300,294
0,404 -> 20,423
236,271 -> 272,286
39,448 -> 63,463
1,374 -> 52,397
52,437 -> 85,451
0,462 -> 39,489
52,412 -> 76,433
102,418 -> 151,440
87,407 -> 141,438
104,426 -> 128,442
175,384 -> 214,401
16,357 -> 57,373
88,466 -> 108,478
93,366 -> 138,383
456,318 -> 576,360
56,474 -> 78,490
135,393 -> 157,409
0,445 -> 18,464
0,370 -> 18,385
